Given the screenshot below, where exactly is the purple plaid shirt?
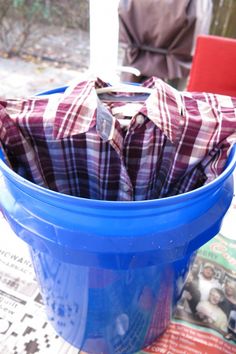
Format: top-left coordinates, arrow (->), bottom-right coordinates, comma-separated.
0,77 -> 236,201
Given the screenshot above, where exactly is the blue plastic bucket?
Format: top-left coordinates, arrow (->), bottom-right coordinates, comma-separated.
0,88 -> 236,353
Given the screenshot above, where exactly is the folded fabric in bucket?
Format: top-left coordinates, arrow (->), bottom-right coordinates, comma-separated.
0,77 -> 236,201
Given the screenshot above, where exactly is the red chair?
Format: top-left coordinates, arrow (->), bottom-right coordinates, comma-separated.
187,35 -> 236,96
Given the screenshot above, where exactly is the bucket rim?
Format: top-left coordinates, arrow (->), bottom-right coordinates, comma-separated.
0,144 -> 235,208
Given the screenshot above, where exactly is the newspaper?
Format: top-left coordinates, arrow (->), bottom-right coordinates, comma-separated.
0,182 -> 235,353
142,182 -> 236,354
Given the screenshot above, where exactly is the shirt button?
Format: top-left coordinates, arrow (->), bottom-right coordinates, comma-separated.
122,184 -> 130,192
136,114 -> 144,125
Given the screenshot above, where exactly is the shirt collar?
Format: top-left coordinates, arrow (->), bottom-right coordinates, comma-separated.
53,78 -> 113,140
53,76 -> 184,144
140,77 -> 184,143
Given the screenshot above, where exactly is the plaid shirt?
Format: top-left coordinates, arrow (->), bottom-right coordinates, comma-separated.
0,77 -> 236,201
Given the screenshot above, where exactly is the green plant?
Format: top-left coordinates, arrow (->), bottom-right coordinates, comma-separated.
0,0 -> 52,55
0,0 -> 89,56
